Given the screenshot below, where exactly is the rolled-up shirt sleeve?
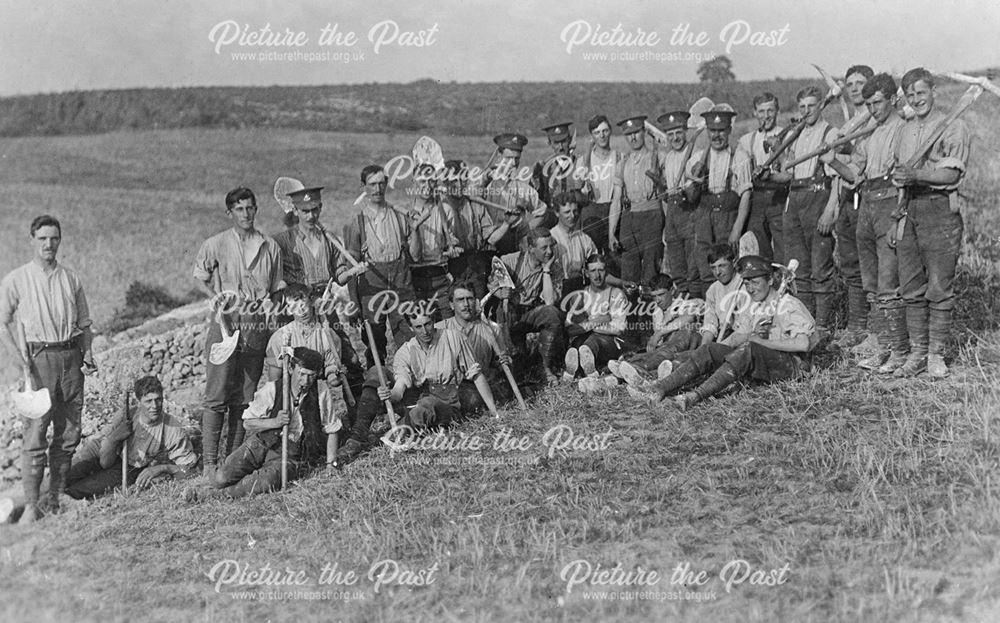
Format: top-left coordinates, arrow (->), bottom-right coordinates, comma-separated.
192,238 -> 217,284
0,274 -> 18,325
319,381 -> 345,434
74,278 -> 93,331
453,332 -> 482,381
243,382 -> 277,420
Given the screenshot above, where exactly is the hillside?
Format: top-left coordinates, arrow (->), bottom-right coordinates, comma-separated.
0,79 -> 827,137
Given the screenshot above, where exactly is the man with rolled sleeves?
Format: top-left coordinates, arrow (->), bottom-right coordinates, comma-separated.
497,227 -> 566,384
407,163 -> 460,316
685,110 -> 753,298
833,65 -> 876,347
822,73 -> 908,372
482,133 -> 549,255
657,109 -> 700,295
193,187 -> 284,476
631,255 -> 814,410
611,115 -> 665,285
889,67 -> 971,378
0,214 -> 95,522
442,159 -> 496,299
532,122 -> 585,208
342,164 -> 420,365
550,189 -> 599,294
580,114 -> 622,252
273,185 -> 366,391
377,310 -> 499,429
768,87 -> 841,332
740,92 -> 789,262
438,283 -> 512,414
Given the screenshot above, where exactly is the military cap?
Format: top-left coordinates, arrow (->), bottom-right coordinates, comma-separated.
493,133 -> 528,152
287,186 -> 324,207
702,110 -> 737,131
617,115 -> 647,135
737,255 -> 773,280
541,122 -> 573,141
656,111 -> 690,131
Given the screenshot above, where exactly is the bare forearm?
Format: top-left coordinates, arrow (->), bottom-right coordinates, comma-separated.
750,334 -> 809,353
473,374 -> 499,416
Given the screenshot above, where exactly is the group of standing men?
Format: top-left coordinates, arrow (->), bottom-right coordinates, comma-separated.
0,64 -> 973,520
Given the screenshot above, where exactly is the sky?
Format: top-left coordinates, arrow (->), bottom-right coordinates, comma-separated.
1,0 -> 998,95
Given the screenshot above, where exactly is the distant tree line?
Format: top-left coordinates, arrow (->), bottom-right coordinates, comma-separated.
0,79 -> 821,137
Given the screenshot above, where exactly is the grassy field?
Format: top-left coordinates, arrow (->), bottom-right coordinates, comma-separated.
0,82 -> 999,622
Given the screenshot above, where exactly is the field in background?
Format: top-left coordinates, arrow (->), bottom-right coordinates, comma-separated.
0,80 -> 998,621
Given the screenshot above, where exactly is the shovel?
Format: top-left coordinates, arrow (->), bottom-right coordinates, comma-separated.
13,368 -> 50,419
209,307 -> 240,365
12,323 -> 50,419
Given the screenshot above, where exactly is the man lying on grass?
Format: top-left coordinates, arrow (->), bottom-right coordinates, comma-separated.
1,375 -> 197,523
188,347 -> 340,500
628,255 -> 815,411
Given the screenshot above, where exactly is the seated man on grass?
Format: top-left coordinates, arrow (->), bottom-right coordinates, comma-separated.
189,347 -> 341,500
628,255 -> 815,411
378,310 -> 500,430
609,273 -> 704,383
0,375 -> 197,522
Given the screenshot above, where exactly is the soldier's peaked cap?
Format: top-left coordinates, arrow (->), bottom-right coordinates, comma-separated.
617,115 -> 647,134
493,133 -> 528,152
657,111 -> 690,131
541,122 -> 573,140
287,186 -> 324,205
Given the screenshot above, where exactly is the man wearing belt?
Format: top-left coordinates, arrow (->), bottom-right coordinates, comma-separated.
532,122 -> 585,210
822,73 -> 907,373
657,109 -> 701,296
685,110 -> 753,298
202,347 -> 339,498
0,214 -> 95,523
497,227 -> 566,384
889,67 -> 971,378
630,256 -> 815,411
439,283 -> 512,414
342,164 -> 421,364
193,187 -> 284,476
378,311 -> 499,428
740,92 -> 789,262
550,190 -> 599,295
611,115 -> 665,285
442,159 -> 496,300
580,114 -> 622,252
833,65 -> 876,348
769,87 -> 841,332
482,133 -> 548,256
407,163 -> 460,316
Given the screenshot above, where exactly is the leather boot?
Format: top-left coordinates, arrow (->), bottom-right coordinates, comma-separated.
857,303 -> 888,370
927,307 -> 952,378
815,292 -> 835,332
536,330 -> 562,383
46,456 -> 71,514
837,286 -> 868,347
692,362 -> 739,402
877,301 -> 910,374
20,463 -> 44,522
651,358 -> 703,400
894,303 -> 928,377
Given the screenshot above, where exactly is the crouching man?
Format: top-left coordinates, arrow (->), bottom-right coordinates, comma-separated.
205,347 -> 341,498
631,255 -> 815,410
378,310 -> 500,429
1,375 -> 197,522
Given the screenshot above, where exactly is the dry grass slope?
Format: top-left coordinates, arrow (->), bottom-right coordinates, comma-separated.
0,81 -> 998,622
